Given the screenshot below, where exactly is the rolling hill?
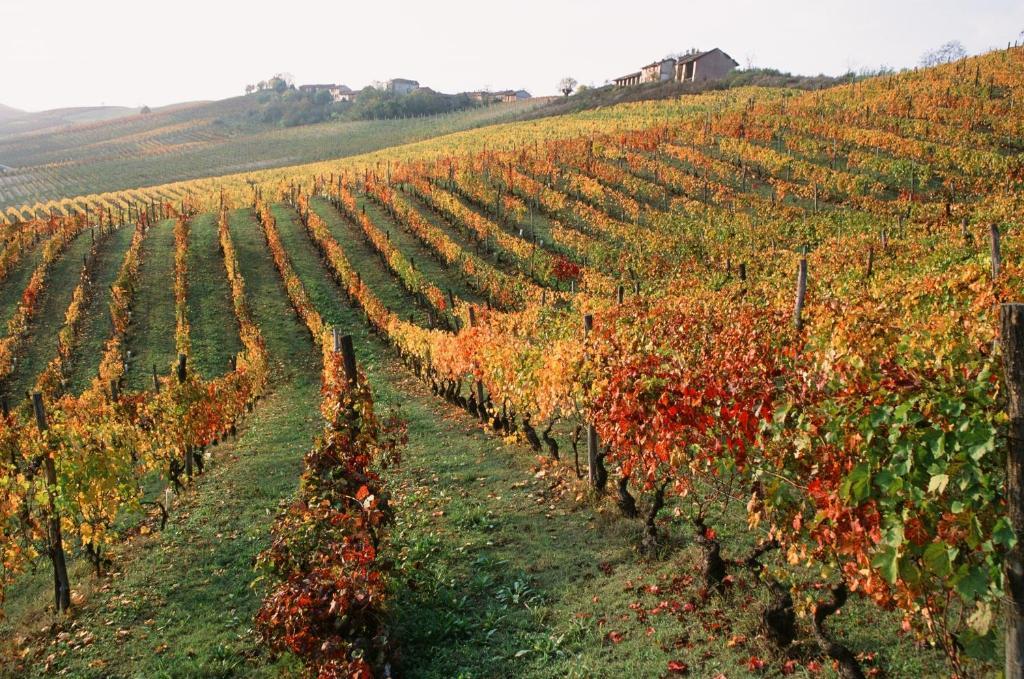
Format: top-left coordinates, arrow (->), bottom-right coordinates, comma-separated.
0,104 -> 143,139
0,103 -> 24,123
0,46 -> 1022,679
0,95 -> 547,211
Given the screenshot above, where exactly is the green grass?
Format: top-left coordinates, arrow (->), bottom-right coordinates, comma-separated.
5,229 -> 94,398
65,224 -> 136,394
186,214 -> 242,379
125,220 -> 176,391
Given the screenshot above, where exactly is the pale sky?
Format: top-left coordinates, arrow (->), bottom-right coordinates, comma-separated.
1,0 -> 1023,112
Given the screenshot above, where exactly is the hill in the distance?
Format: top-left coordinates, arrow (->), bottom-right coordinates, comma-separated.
0,103 -> 25,124
0,95 -> 547,211
0,103 -> 147,139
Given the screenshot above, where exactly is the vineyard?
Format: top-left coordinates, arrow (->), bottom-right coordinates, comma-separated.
0,98 -> 548,213
0,45 -> 1022,678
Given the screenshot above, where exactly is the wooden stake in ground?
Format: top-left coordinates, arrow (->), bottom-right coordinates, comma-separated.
33,392 -> 71,613
340,335 -> 358,386
794,255 -> 808,331
176,354 -> 192,478
583,314 -> 601,490
992,224 -> 1002,279
1002,303 -> 1024,679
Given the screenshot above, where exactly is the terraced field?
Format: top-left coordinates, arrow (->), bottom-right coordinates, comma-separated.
1,47 -> 1023,678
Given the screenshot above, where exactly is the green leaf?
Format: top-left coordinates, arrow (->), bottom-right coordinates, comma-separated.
874,468 -> 897,492
922,542 -> 951,576
898,556 -> 922,585
959,629 -> 999,662
993,517 -> 1017,550
954,565 -> 989,600
842,463 -> 872,504
968,515 -> 984,549
872,547 -> 899,585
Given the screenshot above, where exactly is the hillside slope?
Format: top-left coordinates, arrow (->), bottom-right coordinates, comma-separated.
0,98 -> 545,211
0,105 -> 142,138
0,104 -> 24,123
0,47 -> 1022,678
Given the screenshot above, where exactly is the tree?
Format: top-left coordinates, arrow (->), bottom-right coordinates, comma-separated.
919,40 -> 967,67
245,84 -> 255,95
558,77 -> 577,97
139,105 -> 151,115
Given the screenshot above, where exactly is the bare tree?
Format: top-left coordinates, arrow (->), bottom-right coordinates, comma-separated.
245,84 -> 255,95
558,77 -> 578,97
744,53 -> 756,70
919,40 -> 967,67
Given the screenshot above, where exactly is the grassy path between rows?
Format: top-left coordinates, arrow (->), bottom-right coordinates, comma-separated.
65,225 -> 136,394
125,219 -> 176,391
186,214 -> 242,379
6,230 -> 95,398
2,204 -> 949,678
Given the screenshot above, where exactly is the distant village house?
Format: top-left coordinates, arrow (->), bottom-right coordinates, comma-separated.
469,89 -> 532,103
613,48 -> 738,87
613,72 -> 641,87
641,58 -> 676,83
387,78 -> 420,95
298,83 -> 355,102
503,89 -> 532,103
676,48 -> 739,82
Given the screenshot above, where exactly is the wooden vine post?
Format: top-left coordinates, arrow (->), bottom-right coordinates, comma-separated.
333,330 -> 358,386
33,392 -> 71,613
1001,303 -> 1024,679
467,307 -> 486,422
992,224 -> 1002,279
177,354 -> 191,478
583,314 -> 600,490
794,253 -> 808,331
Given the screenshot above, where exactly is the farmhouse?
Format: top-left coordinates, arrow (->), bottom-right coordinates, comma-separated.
675,48 -> 739,82
466,90 -> 532,104
494,90 -> 532,103
297,84 -> 355,102
387,78 -> 420,95
641,58 -> 676,83
613,71 -> 642,87
613,47 -> 737,87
